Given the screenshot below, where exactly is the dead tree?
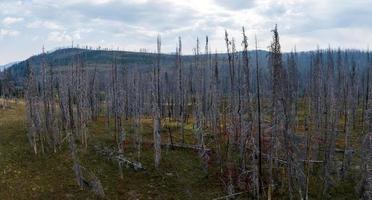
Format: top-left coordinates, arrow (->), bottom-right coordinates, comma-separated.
88,64 -> 99,121
25,61 -> 41,154
359,132 -> 372,199
341,57 -> 357,178
40,50 -> 49,154
74,55 -> 90,149
363,51 -> 371,132
132,69 -> 143,161
268,25 -> 285,198
238,27 -> 259,197
255,35 -> 263,199
153,35 -> 162,169
287,50 -> 299,128
176,37 -> 186,144
210,51 -> 223,175
111,52 -> 122,145
225,30 -> 236,197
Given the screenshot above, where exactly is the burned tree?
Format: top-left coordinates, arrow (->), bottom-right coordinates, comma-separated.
153,35 -> 162,169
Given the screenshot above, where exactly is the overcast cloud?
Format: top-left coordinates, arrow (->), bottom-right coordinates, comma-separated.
0,0 -> 371,64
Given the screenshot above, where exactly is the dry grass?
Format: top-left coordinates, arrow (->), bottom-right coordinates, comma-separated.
0,101 -> 224,199
0,99 -> 362,199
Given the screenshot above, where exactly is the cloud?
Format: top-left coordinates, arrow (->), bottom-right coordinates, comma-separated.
27,20 -> 64,30
47,31 -> 72,42
0,0 -> 372,65
65,1 -> 198,31
213,0 -> 256,10
0,29 -> 20,37
2,17 -> 24,25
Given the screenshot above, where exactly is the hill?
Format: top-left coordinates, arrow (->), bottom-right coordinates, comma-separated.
4,47 -> 371,86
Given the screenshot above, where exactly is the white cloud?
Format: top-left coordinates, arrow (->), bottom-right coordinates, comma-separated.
1,0 -> 372,64
0,29 -> 20,37
47,31 -> 72,42
91,0 -> 114,5
2,17 -> 24,25
27,20 -> 64,30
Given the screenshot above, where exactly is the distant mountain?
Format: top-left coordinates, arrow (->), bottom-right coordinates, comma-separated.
7,48 -> 188,84
0,61 -> 19,72
4,47 -> 370,86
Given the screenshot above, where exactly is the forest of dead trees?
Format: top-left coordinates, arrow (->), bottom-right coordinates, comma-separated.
2,25 -> 372,199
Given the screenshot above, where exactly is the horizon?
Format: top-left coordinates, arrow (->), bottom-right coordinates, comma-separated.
2,45 -> 372,67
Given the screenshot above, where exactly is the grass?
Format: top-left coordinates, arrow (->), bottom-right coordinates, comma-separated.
0,99 -> 363,199
0,101 -> 224,199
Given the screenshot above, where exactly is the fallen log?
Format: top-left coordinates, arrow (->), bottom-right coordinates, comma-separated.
161,143 -> 211,152
94,144 -> 145,171
212,191 -> 247,200
261,153 -> 324,165
115,154 -> 144,171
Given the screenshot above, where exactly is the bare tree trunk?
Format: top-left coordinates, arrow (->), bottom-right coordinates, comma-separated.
153,36 -> 162,169
255,36 -> 263,199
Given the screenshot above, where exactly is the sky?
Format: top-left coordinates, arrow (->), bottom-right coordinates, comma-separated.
0,0 -> 372,65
